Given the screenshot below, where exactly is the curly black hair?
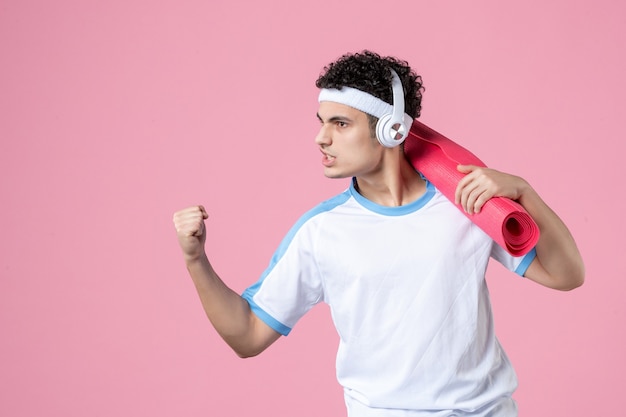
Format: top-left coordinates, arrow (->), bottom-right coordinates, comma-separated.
315,50 -> 424,121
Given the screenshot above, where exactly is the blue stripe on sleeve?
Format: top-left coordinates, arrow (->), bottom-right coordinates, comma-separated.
515,247 -> 537,276
244,297 -> 292,336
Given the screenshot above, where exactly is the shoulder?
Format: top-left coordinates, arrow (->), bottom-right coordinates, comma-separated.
280,189 -> 354,241
297,189 -> 353,224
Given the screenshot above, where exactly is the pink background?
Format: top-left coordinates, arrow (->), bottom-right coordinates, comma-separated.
1,1 -> 624,415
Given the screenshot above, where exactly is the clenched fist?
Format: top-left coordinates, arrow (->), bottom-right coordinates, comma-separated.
173,205 -> 209,261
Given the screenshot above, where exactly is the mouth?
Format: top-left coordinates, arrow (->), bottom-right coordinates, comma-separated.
320,150 -> 336,166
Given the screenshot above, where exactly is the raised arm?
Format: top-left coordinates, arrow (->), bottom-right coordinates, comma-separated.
455,165 -> 585,291
173,205 -> 281,357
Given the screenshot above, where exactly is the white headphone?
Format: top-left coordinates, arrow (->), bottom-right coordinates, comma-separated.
375,69 -> 409,148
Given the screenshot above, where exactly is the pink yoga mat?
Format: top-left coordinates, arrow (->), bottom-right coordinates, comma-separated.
404,120 -> 539,257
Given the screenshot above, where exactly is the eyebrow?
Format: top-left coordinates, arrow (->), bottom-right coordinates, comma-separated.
316,112 -> 353,123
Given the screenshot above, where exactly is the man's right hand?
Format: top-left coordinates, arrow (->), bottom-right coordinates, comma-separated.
173,205 -> 209,261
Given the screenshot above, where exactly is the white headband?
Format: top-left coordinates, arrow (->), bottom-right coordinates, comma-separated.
318,86 -> 413,124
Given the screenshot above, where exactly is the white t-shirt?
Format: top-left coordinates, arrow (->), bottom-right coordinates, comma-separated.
242,179 -> 536,416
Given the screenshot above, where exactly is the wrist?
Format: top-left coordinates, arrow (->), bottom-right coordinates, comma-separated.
184,251 -> 209,266
517,181 -> 540,208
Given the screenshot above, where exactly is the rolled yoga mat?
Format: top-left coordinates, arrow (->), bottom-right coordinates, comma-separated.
404,120 -> 539,257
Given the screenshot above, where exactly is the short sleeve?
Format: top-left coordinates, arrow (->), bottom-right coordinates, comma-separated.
242,215 -> 324,336
490,242 -> 537,277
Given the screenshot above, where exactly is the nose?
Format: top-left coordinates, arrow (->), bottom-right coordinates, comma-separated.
315,123 -> 331,146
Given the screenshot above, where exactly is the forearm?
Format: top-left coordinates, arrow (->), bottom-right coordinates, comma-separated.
518,185 -> 585,290
185,253 -> 269,356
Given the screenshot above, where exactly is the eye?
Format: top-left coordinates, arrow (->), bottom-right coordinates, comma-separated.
336,121 -> 348,128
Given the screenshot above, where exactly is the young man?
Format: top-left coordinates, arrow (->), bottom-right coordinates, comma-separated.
173,51 -> 584,416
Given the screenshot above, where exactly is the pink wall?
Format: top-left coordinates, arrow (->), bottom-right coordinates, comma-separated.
1,0 -> 624,415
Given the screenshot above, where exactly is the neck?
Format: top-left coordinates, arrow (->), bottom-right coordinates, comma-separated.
354,151 -> 426,207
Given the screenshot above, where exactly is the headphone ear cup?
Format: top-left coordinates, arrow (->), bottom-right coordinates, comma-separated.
376,114 -> 407,148
376,114 -> 392,147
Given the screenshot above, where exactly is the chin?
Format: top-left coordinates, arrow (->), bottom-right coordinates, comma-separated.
323,170 -> 349,179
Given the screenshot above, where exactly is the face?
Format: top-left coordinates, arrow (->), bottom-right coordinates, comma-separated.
315,101 -> 384,179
